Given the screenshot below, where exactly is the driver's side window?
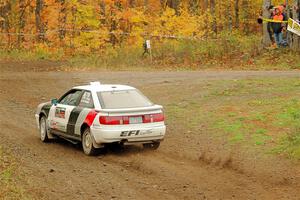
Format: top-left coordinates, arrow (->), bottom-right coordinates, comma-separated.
59,90 -> 82,106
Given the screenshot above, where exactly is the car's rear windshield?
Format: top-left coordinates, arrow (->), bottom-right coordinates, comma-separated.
97,89 -> 153,109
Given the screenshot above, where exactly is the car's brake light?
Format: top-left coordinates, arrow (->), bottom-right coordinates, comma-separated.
99,116 -> 123,125
99,113 -> 164,125
152,113 -> 165,122
143,113 -> 164,123
143,114 -> 152,123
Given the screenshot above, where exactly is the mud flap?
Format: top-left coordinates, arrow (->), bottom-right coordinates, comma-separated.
91,133 -> 104,149
46,119 -> 56,139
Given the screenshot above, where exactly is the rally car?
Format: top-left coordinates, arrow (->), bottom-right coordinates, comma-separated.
35,82 -> 166,155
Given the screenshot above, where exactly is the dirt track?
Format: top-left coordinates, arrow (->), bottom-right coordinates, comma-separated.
1,61 -> 300,200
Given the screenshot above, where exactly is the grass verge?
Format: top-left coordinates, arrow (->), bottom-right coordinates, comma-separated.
0,32 -> 299,71
159,78 -> 300,159
0,146 -> 30,199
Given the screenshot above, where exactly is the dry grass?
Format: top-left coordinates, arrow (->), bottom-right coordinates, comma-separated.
0,146 -> 31,200
0,33 -> 299,71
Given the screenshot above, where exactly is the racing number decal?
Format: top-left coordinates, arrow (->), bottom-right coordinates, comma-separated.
120,130 -> 140,137
55,107 -> 66,119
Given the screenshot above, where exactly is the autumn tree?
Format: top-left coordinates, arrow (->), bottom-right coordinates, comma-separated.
0,0 -> 296,52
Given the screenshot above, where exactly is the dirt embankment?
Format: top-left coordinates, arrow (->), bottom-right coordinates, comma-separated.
1,61 -> 300,200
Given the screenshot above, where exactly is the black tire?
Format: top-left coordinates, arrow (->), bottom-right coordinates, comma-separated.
39,116 -> 49,143
143,142 -> 160,150
82,128 -> 97,156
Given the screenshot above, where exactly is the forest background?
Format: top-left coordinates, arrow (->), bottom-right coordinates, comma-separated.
0,0 -> 299,70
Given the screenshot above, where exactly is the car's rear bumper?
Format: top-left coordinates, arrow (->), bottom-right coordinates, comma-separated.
91,123 -> 166,144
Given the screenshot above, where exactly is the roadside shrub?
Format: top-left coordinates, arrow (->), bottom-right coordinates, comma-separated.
0,31 -> 299,70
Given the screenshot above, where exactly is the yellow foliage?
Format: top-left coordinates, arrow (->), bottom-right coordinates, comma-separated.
0,0 -> 288,53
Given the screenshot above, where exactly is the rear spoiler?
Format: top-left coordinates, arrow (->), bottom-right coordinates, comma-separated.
95,105 -> 163,113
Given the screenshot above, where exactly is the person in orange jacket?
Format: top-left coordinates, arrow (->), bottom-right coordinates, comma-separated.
272,7 -> 284,47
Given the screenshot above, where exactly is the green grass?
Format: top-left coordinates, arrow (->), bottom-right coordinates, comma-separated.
162,78 -> 300,159
272,99 -> 300,159
0,146 -> 31,199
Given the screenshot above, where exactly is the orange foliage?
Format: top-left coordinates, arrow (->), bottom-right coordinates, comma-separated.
0,0 -> 286,53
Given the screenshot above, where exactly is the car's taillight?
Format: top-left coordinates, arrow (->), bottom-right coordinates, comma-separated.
143,113 -> 164,123
153,113 -> 165,122
99,113 -> 164,125
100,116 -> 122,125
99,116 -> 130,125
143,114 -> 152,123
152,113 -> 165,122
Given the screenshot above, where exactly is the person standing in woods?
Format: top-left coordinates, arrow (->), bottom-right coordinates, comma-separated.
278,4 -> 289,47
272,7 -> 285,47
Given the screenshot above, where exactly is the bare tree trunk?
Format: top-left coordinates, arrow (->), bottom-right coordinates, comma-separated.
210,0 -> 217,35
242,0 -> 249,34
143,0 -> 149,12
262,0 -> 272,47
292,0 -> 300,50
18,0 -> 27,48
99,0 -> 106,25
109,4 -> 117,47
167,0 -> 181,14
235,0 -> 239,29
58,0 -> 67,42
0,1 -> 11,48
35,0 -> 45,42
228,0 -> 233,31
203,0 -> 208,10
203,0 -> 208,38
70,5 -> 77,51
129,0 -> 135,8
160,0 -> 167,11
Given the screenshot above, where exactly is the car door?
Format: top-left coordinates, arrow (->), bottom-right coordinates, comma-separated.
66,91 -> 95,137
48,90 -> 83,135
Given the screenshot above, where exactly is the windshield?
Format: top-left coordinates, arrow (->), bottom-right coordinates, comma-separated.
97,89 -> 153,109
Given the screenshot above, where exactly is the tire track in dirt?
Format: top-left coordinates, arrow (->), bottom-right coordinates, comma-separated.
0,103 -> 288,200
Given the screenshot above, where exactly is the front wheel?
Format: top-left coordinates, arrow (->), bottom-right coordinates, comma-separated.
143,142 -> 160,150
39,116 -> 49,142
82,128 -> 97,156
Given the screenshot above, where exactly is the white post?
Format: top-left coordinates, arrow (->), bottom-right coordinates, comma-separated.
146,39 -> 152,63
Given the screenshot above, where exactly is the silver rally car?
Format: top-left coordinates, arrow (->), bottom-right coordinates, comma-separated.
35,82 -> 166,155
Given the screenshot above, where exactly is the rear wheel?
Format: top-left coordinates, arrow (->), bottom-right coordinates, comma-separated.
39,116 -> 49,142
82,128 -> 97,156
143,142 -> 160,150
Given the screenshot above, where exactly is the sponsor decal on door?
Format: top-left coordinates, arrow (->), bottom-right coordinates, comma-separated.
55,107 -> 66,119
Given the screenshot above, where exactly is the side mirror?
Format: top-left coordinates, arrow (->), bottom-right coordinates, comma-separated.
51,98 -> 58,105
